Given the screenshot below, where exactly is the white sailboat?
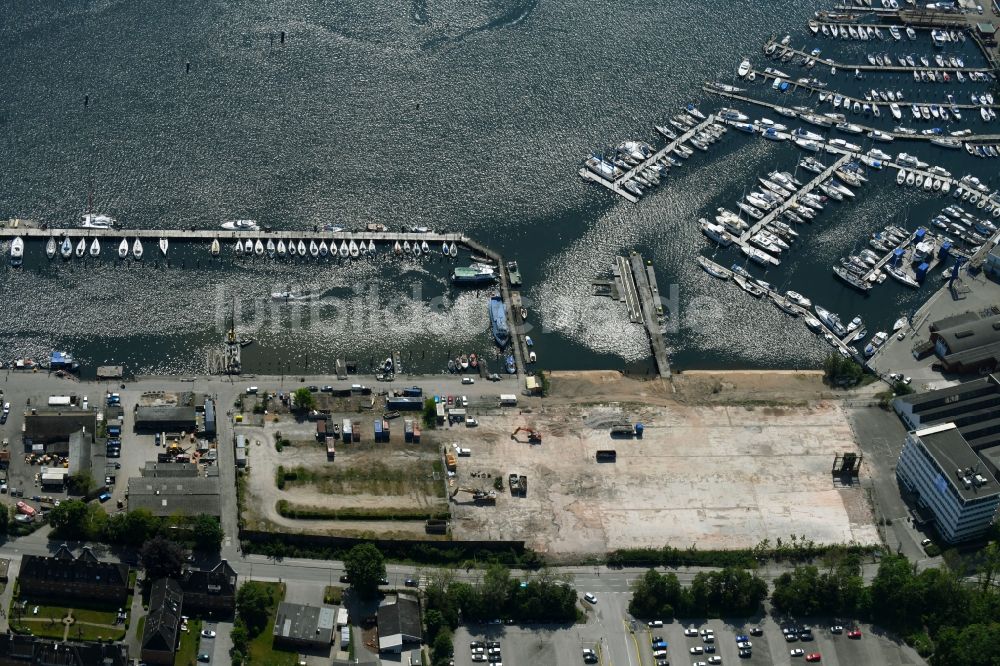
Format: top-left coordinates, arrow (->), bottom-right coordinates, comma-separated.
210,239 -> 220,256
234,241 -> 244,256
288,240 -> 297,256
89,238 -> 101,257
254,239 -> 265,256
75,238 -> 86,257
297,240 -> 306,256
339,241 -> 349,258
266,239 -> 276,257
118,238 -> 129,259
349,240 -> 359,257
368,240 -> 376,254
449,242 -> 458,257
243,238 -> 253,254
319,240 -> 329,257
159,238 -> 169,256
276,240 -> 286,256
132,238 -> 143,259
46,237 -> 57,259
309,240 -> 319,257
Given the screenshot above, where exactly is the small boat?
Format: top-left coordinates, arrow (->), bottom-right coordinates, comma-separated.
369,240 -> 376,254
339,240 -> 350,258
243,239 -> 253,254
254,239 -> 265,256
159,238 -> 169,256
288,240 -> 298,256
506,354 -> 516,374
893,317 -> 907,331
75,238 -> 86,257
117,238 -> 129,259
132,238 -> 143,259
349,240 -> 360,258
420,240 -> 430,254
449,242 -> 458,257
738,59 -> 751,77
266,239 -> 276,257
393,240 -> 402,254
697,256 -> 729,279
210,239 -> 220,256
297,240 -> 307,256
413,241 -> 422,257
276,240 -> 286,256
9,237 -> 23,266
319,240 -> 329,257
309,240 -> 319,257
786,290 -> 812,308
46,237 -> 57,259
89,238 -> 100,257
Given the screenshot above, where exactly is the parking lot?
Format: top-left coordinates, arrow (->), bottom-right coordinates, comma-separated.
454,608 -> 925,666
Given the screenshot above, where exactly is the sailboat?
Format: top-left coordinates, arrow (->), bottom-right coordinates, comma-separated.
441,241 -> 449,255
276,240 -> 286,257
254,239 -> 264,256
359,241 -> 368,256
349,240 -> 359,257
266,239 -> 276,257
367,240 -> 375,254
89,238 -> 101,257
297,240 -> 306,256
159,238 -> 169,256
118,239 -> 129,259
393,240 -> 402,255
60,237 -> 73,259
413,241 -> 422,257
234,241 -> 244,256
449,242 -> 458,257
420,240 -> 430,254
132,238 -> 143,259
309,240 -> 319,257
288,240 -> 297,256
46,237 -> 57,259
319,240 -> 329,257
339,241 -> 349,258
243,238 -> 253,254
210,239 -> 220,256
75,238 -> 87,257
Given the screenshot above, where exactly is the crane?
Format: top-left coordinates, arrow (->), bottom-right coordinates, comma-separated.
510,426 -> 542,444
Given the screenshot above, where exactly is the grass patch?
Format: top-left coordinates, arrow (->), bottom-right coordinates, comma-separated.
175,618 -> 202,666
276,500 -> 448,521
275,461 -> 441,496
8,598 -> 125,641
246,583 -> 297,666
323,586 -> 344,605
136,616 -> 145,644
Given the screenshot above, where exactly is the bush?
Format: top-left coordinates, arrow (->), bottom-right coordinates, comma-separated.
822,353 -> 864,386
275,500 -> 449,521
422,398 -> 437,429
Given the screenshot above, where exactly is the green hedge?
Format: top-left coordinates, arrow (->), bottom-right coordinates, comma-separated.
275,500 -> 449,522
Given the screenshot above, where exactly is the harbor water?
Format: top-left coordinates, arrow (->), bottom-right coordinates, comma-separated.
1,0 -> 996,377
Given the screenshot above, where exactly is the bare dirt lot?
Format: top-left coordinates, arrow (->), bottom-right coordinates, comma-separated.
240,416 -> 447,538
445,374 -> 879,556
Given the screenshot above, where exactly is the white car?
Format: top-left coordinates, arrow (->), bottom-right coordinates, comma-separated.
583,593 -> 597,604
689,647 -> 704,655
684,628 -> 700,637
648,620 -> 664,628
791,648 -> 805,657
737,641 -> 752,650
462,377 -> 475,385
708,658 -> 722,665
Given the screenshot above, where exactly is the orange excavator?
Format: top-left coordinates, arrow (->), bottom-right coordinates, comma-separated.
510,426 -> 542,444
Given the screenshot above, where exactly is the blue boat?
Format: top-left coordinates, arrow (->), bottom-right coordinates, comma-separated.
505,354 -> 516,374
490,296 -> 510,347
50,351 -> 79,371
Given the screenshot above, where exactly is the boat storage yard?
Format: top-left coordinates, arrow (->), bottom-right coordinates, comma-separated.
580,3 -> 1000,369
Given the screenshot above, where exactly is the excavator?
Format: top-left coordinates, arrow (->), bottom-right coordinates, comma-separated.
510,426 -> 542,444
449,487 -> 497,505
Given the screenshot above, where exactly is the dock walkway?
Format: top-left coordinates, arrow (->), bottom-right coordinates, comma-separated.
626,253 -> 671,379
764,39 -> 993,74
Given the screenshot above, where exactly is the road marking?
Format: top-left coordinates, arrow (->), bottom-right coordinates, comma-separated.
625,619 -> 643,666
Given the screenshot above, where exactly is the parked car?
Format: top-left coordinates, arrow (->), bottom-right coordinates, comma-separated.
582,648 -> 598,664
689,647 -> 704,655
847,630 -> 863,639
750,626 -> 763,636
583,593 -> 597,604
321,386 -> 333,393
805,654 -> 822,663
201,629 -> 216,638
404,579 -> 418,587
829,626 -> 843,634
708,658 -> 722,665
648,620 -> 663,628
462,377 -> 475,385
98,492 -> 112,503
684,628 -> 700,637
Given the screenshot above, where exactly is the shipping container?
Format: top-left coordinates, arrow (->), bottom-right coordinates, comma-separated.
47,396 -> 73,407
596,450 -> 617,462
342,419 -> 353,443
404,419 -> 414,443
402,386 -> 423,397
436,402 -> 446,424
326,440 -> 336,461
382,420 -> 390,440
413,425 -> 421,444
445,453 -> 457,471
316,420 -> 327,440
352,420 -> 360,442
374,420 -> 383,442
499,394 -> 518,406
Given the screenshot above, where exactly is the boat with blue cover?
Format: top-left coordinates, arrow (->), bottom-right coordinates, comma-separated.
490,296 -> 510,347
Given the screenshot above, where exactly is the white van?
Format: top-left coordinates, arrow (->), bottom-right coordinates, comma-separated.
246,386 -> 259,395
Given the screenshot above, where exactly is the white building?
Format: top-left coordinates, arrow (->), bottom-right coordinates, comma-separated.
896,423 -> 1000,543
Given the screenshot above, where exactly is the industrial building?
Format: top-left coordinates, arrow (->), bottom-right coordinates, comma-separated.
926,311 -> 1000,375
377,596 -> 421,653
896,423 -> 1000,543
272,602 -> 336,649
127,476 -> 221,517
22,409 -> 96,453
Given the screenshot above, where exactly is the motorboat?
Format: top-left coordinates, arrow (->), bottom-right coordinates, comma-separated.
132,238 -> 143,260
117,238 -> 128,259
786,290 -> 812,308
210,239 -> 221,256
741,244 -> 780,266
733,274 -> 764,298
89,238 -> 100,257
700,219 -> 734,246
220,219 -> 259,231
814,305 -> 847,337
75,238 -> 86,258
9,237 -> 23,266
80,212 -> 116,229
893,317 -> 908,331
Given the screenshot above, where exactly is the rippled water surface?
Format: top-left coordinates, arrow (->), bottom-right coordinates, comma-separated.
1,0 -> 997,376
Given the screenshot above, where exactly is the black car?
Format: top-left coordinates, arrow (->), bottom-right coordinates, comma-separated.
704,645 -> 716,653
339,575 -> 350,583
750,626 -> 763,636
380,577 -> 389,585
799,631 -> 814,641
308,385 -> 319,392
739,648 -> 752,658
404,578 -> 418,587
321,386 -> 334,393
106,448 -> 120,458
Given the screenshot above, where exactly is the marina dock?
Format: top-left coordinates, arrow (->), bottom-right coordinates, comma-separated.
763,39 -> 994,74
735,152 -> 852,253
578,114 -> 719,203
615,253 -> 671,379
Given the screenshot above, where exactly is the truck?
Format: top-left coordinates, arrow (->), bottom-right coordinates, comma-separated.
435,402 -> 446,424
342,419 -> 352,443
404,419 -> 414,443
596,450 -> 617,462
15,501 -> 36,518
386,397 -> 422,411
47,395 -> 73,407
326,440 -> 336,461
499,394 -> 518,406
374,420 -> 384,442
316,420 -> 327,441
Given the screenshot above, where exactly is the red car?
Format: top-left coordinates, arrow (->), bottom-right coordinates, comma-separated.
847,630 -> 862,639
805,654 -> 821,663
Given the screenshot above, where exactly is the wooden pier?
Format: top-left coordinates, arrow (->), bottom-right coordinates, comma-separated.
614,253 -> 671,379
735,153 -> 852,254
578,114 -> 720,203
764,39 -> 994,74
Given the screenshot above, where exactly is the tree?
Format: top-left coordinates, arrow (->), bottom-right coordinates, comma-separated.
104,509 -> 161,546
66,472 -> 95,496
629,569 -> 681,620
236,582 -> 274,636
140,536 -> 185,580
48,499 -> 92,538
292,387 -> 315,412
422,398 -> 437,429
343,543 -> 386,599
0,504 -> 8,535
192,514 -> 224,552
431,628 -> 454,666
